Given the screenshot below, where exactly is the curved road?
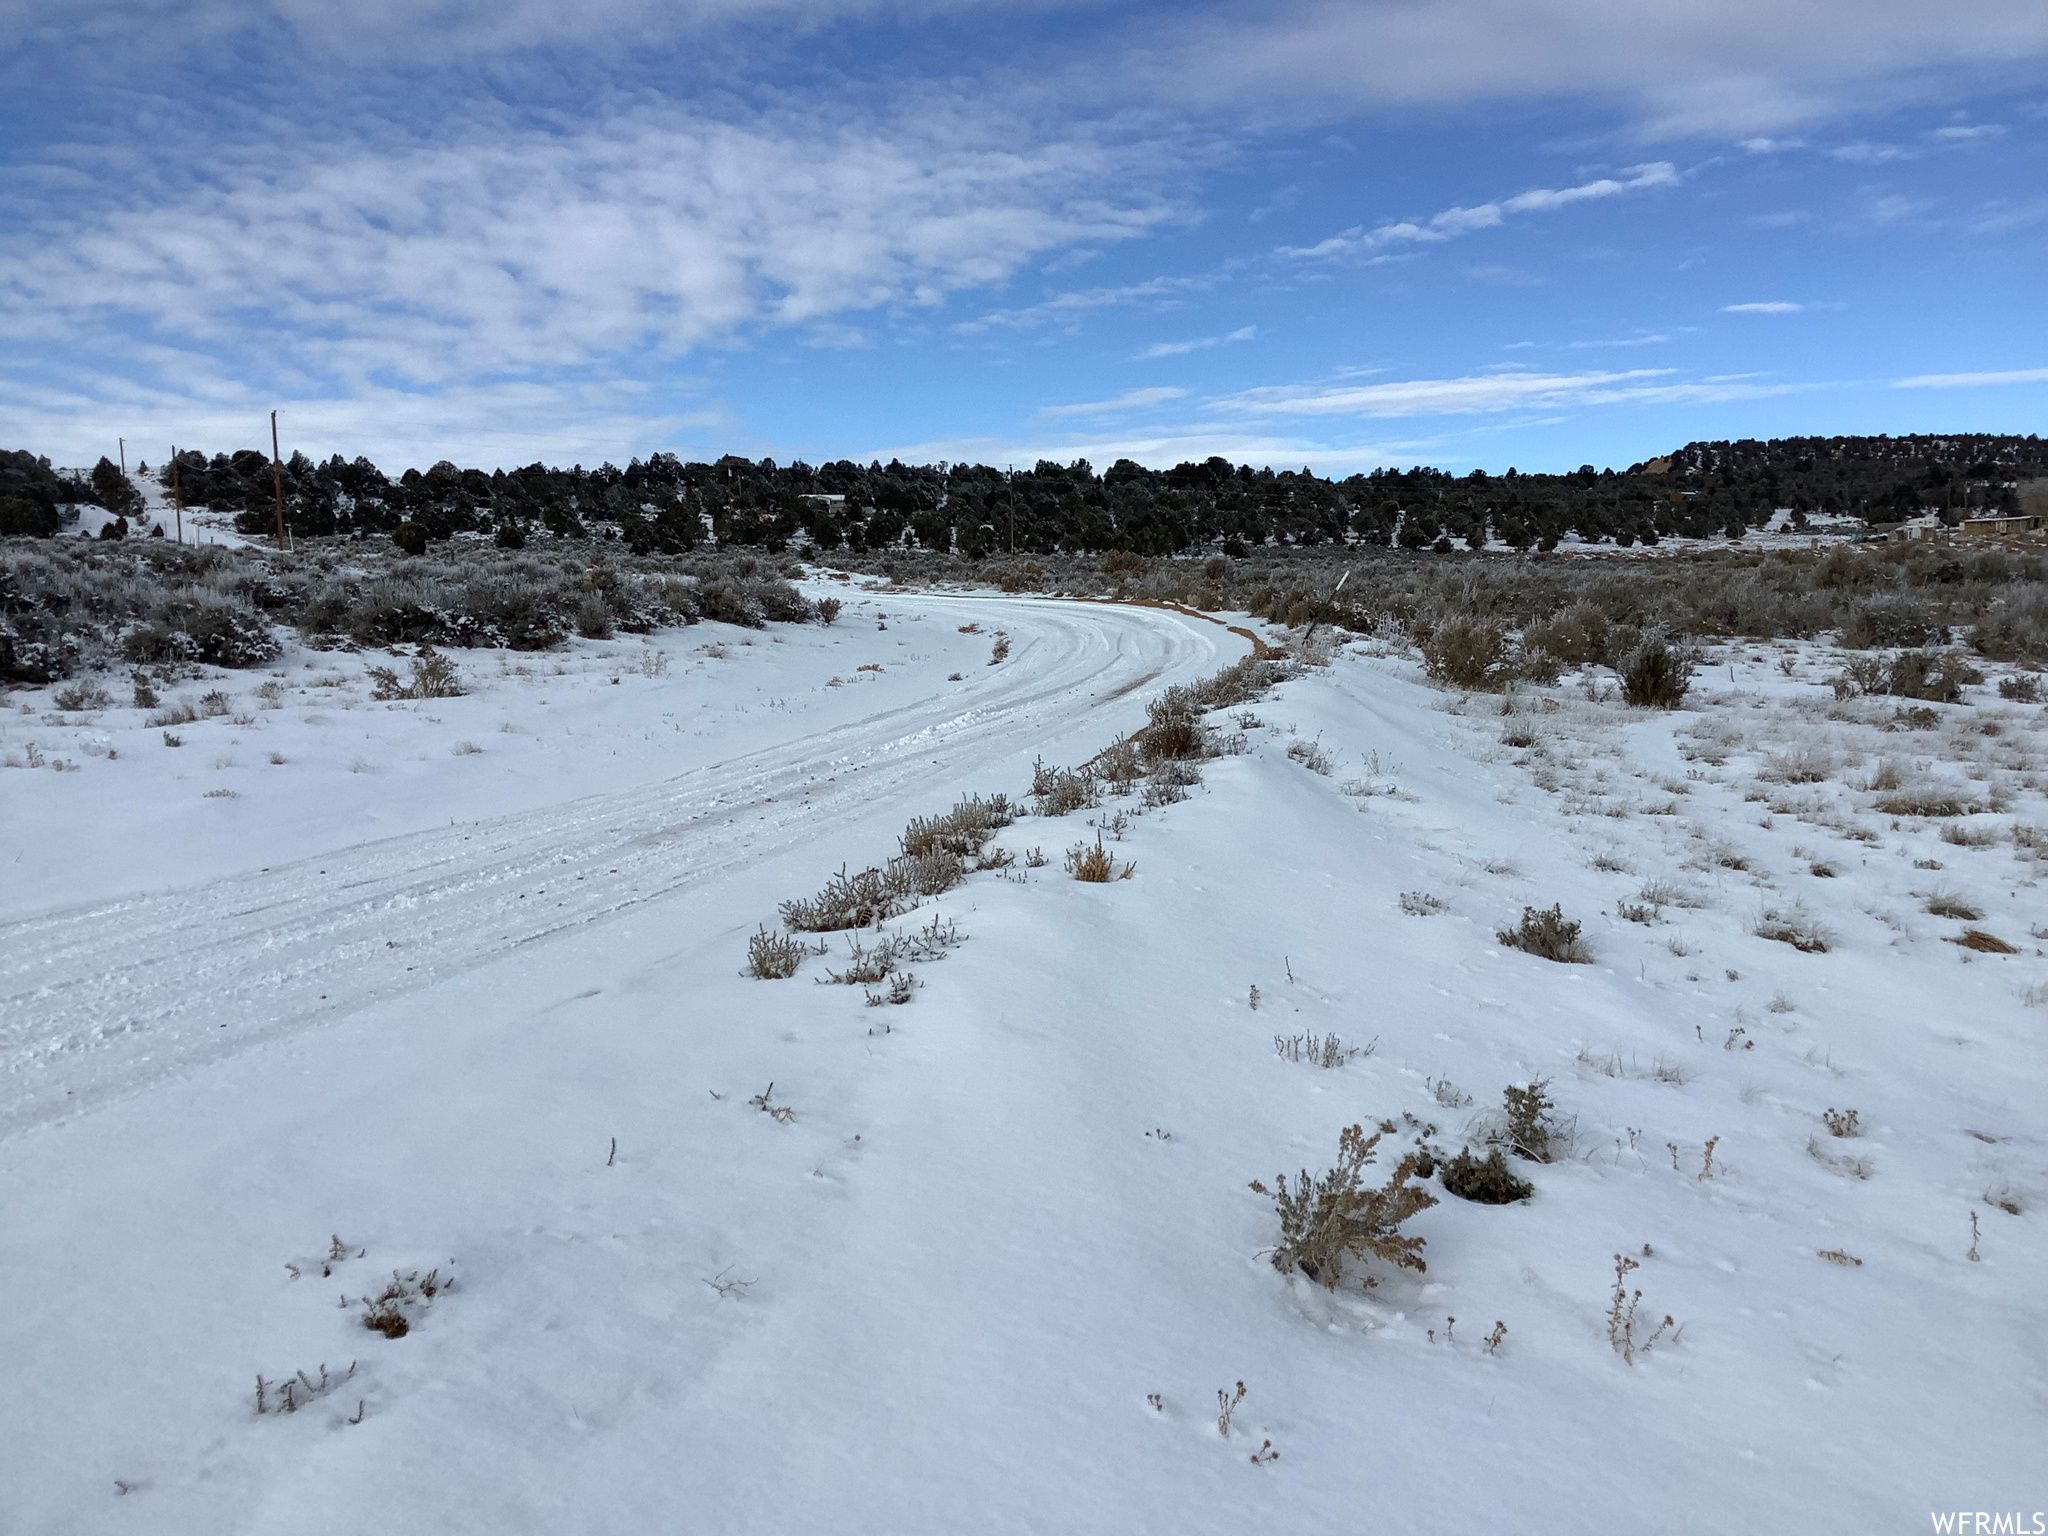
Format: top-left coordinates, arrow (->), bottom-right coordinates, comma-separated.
0,593 -> 1244,1136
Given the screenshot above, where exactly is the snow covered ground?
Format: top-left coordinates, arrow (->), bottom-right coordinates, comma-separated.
2,591 -> 2044,1534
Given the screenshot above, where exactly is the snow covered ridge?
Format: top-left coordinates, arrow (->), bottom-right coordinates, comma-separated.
1,591 -> 2043,1529
0,538 -> 834,685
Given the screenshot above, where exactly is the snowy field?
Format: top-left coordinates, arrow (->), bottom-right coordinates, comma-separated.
2,588 -> 2044,1534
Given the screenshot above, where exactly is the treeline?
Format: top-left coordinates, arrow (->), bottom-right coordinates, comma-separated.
5,434 -> 2043,554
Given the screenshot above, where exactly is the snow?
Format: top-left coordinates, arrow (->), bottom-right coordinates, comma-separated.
2,592 -> 2043,1533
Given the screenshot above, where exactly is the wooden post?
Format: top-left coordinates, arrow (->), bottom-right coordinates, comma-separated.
119,437 -> 126,475
171,447 -> 185,545
270,410 -> 287,549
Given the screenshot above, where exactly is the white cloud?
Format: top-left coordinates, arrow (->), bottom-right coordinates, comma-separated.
1278,163 -> 1678,262
1723,301 -> 1804,313
1893,367 -> 2048,388
0,365 -> 730,472
1830,141 -> 1911,163
1135,325 -> 1255,359
1567,332 -> 1671,348
4,103 -> 1177,390
1143,0 -> 2048,137
954,274 -> 1214,334
1208,368 -> 1818,419
1038,386 -> 1187,418
1932,123 -> 2004,140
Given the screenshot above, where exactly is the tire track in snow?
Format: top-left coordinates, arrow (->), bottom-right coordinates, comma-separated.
0,596 -> 1236,1135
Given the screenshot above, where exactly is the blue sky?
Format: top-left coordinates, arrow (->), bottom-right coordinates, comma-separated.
3,0 -> 2043,474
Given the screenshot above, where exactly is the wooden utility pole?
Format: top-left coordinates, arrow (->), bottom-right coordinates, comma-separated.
170,446 -> 185,545
118,437 -> 126,475
269,410 -> 287,549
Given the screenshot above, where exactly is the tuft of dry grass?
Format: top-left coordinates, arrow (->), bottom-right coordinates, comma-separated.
1064,834 -> 1134,882
1924,888 -> 1983,920
1949,928 -> 2018,954
746,926 -> 805,979
1875,788 -> 1980,818
1756,903 -> 1832,953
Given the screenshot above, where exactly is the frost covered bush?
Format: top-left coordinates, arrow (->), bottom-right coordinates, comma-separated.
746,926 -> 805,979
366,649 -> 465,700
1421,617 -> 1507,691
781,866 -> 908,932
1030,757 -> 1098,816
123,594 -> 281,669
1500,1080 -> 1564,1163
1142,758 -> 1202,806
1832,649 -> 1982,703
779,848 -> 967,933
1137,685 -> 1209,763
1250,1123 -> 1437,1288
1755,903 -> 1832,953
899,794 -> 1014,859
1285,737 -> 1333,775
1522,600 -> 1610,668
1620,637 -> 1692,708
1497,904 -> 1591,962
52,679 -> 111,710
0,539 -> 822,679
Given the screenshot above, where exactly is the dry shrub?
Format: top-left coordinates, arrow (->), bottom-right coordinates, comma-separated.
1064,834 -> 1133,882
1501,1080 -> 1563,1162
366,648 -> 464,700
1621,637 -> 1692,708
52,679 -> 112,710
1836,649 -> 1982,703
1874,788 -> 1979,818
1760,745 -> 1834,783
1997,673 -> 2040,702
1522,600 -> 1610,668
899,793 -> 1014,859
1497,905 -> 1592,963
1439,1148 -> 1533,1204
1136,684 -> 1216,763
1421,617 -> 1507,691
1030,757 -> 1098,816
1250,1123 -> 1437,1288
1821,1107 -> 1863,1138
746,926 -> 804,979
1940,822 -> 2001,848
1285,737 -> 1333,774
1142,758 -> 1202,806
780,865 -> 909,932
1888,650 -> 1983,702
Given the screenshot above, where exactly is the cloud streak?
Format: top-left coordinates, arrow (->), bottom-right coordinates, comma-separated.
1210,368 -> 1818,419
1135,325 -> 1255,359
1038,386 -> 1186,418
1278,163 -> 1678,262
1893,367 -> 2048,388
